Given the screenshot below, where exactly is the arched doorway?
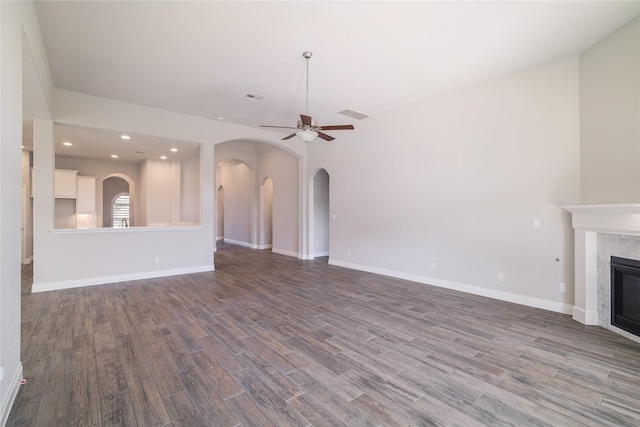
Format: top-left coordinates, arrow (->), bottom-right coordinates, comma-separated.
312,168 -> 330,258
213,139 -> 301,256
103,175 -> 134,227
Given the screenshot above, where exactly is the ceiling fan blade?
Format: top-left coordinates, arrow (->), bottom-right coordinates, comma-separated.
282,133 -> 297,140
319,124 -> 354,131
317,132 -> 335,142
261,125 -> 298,129
300,114 -> 313,127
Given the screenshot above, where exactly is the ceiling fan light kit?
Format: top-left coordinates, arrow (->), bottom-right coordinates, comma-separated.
296,130 -> 319,143
261,51 -> 354,143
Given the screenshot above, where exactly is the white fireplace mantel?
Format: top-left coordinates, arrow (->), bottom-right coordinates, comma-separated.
562,203 -> 640,325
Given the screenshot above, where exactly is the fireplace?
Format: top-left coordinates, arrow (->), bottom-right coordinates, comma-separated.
561,203 -> 640,339
611,256 -> 640,337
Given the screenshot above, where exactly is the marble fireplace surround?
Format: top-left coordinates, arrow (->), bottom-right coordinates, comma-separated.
562,204 -> 640,336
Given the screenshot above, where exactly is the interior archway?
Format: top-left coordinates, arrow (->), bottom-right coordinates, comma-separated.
103,175 -> 134,227
214,139 -> 299,256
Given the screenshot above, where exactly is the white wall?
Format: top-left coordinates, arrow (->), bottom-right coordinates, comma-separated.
259,148 -> 299,256
309,57 -> 581,312
580,17 -> 640,204
260,178 -> 273,248
21,150 -> 33,262
216,186 -> 224,240
143,159 -> 173,225
138,158 -> 148,226
181,152 -> 200,223
215,142 -> 257,247
1,1 -> 53,423
313,169 -> 330,256
219,161 -> 253,245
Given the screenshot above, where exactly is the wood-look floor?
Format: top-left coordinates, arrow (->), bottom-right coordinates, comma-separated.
7,242 -> 640,426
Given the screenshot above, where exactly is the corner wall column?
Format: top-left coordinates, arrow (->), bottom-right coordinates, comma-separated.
572,230 -> 598,324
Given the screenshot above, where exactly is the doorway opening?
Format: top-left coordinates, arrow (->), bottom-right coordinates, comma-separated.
103,174 -> 134,227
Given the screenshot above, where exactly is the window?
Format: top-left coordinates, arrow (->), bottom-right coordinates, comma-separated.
112,194 -> 130,228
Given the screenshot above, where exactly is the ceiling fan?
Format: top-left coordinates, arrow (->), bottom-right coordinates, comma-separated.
261,51 -> 354,143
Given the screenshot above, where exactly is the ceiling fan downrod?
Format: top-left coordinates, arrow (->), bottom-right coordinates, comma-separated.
259,50 -> 354,142
303,51 -> 312,116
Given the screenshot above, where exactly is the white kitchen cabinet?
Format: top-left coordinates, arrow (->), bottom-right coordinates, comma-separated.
76,176 -> 97,213
54,169 -> 79,199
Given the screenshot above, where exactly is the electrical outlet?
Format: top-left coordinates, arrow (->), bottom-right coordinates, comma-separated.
497,273 -> 504,282
533,218 -> 541,228
347,250 -> 351,257
559,282 -> 566,293
154,257 -> 160,264
431,263 -> 436,270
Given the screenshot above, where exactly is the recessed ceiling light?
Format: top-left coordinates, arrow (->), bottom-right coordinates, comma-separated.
170,148 -> 178,152
120,135 -> 131,140
62,141 -> 73,146
110,154 -> 119,158
217,117 -> 225,121
160,156 -> 167,160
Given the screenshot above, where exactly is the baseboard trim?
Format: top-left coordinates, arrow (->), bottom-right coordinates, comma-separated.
223,239 -> 251,248
572,306 -> 598,325
272,248 -> 299,258
31,265 -> 215,293
329,259 -> 573,315
313,251 -> 329,257
0,363 -> 23,427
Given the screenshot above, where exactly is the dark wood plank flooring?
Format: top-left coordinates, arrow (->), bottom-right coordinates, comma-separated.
8,242 -> 640,426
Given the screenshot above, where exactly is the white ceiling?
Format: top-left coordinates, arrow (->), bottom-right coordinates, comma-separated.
54,123 -> 201,164
32,1 -> 639,136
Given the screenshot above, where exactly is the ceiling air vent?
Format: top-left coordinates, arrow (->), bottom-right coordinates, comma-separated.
337,109 -> 369,120
245,93 -> 264,101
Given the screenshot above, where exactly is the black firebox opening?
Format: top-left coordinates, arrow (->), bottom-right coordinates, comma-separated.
611,256 -> 640,337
